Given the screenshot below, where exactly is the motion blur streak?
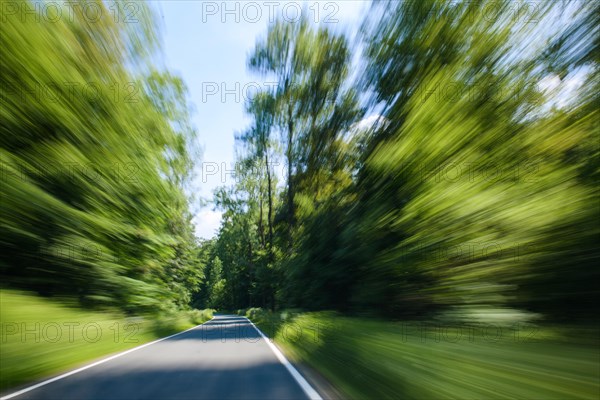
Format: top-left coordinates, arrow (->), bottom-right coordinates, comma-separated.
1,1 -> 201,312
1,0 -> 599,399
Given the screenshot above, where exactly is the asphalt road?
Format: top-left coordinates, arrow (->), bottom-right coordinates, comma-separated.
3,315 -> 320,400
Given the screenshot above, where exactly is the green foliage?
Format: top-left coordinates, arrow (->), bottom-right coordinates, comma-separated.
1,1 -> 204,312
186,308 -> 214,325
245,307 -> 269,321
248,311 -> 599,400
346,0 -> 599,319
203,1 -> 599,325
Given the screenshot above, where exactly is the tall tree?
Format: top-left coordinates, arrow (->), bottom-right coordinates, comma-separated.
1,1 -> 203,313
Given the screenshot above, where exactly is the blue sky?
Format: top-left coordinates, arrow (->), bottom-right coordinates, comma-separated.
156,1 -> 369,239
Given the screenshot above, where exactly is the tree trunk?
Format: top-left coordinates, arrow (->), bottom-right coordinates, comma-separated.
258,193 -> 265,248
265,151 -> 274,255
286,103 -> 294,249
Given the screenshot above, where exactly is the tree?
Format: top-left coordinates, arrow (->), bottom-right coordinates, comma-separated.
1,1 -> 203,313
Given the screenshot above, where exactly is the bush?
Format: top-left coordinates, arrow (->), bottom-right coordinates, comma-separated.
245,307 -> 269,321
279,308 -> 303,321
187,309 -> 214,325
150,308 -> 213,337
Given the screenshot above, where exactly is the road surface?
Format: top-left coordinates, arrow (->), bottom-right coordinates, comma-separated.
2,315 -> 321,400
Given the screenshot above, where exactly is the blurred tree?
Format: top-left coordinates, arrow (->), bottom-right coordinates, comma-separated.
0,1 -> 203,313
202,0 -> 598,324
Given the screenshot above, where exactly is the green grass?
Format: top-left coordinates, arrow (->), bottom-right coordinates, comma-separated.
0,290 -> 213,392
246,309 -> 600,400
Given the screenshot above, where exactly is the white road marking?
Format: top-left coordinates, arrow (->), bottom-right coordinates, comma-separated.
0,317 -> 215,400
244,317 -> 323,400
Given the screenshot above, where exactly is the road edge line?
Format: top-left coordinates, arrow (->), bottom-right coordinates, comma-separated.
0,316 -> 216,400
244,317 -> 323,400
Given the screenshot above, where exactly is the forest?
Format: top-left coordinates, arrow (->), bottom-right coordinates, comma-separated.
2,0 -> 598,322
192,1 -> 599,325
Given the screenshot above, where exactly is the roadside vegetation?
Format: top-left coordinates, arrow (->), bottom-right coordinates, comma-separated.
242,308 -> 599,400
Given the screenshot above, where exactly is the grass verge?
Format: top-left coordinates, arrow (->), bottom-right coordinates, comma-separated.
243,308 -> 600,400
0,289 -> 214,392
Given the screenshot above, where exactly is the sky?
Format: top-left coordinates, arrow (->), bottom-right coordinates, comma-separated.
155,1 -> 369,239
